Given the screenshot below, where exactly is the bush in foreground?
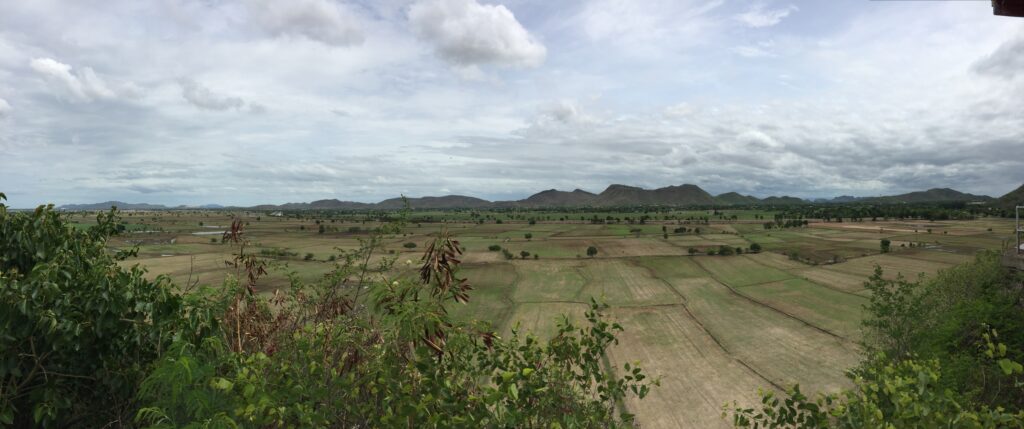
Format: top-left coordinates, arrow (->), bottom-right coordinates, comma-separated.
0,195 -> 654,428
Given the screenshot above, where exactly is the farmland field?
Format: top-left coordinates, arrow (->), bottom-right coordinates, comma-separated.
93,209 -> 1015,428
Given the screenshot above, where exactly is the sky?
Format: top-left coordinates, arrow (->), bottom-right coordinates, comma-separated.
1,0 -> 1023,207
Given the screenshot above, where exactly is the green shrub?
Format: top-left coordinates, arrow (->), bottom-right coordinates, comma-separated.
0,200 -> 215,427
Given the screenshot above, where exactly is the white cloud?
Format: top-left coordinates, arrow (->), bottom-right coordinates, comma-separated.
973,34 -> 1024,80
0,98 -> 11,117
28,58 -> 120,102
248,0 -> 364,46
180,79 -> 246,111
735,4 -> 797,28
408,0 -> 546,67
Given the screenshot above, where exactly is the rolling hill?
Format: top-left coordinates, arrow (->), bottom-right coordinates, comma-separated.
996,183 -> 1024,208
516,189 -> 598,207
862,188 -> 992,204
56,185 -> 1002,211
714,192 -> 761,206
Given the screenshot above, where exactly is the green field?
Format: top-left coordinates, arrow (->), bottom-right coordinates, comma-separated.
98,210 -> 1014,429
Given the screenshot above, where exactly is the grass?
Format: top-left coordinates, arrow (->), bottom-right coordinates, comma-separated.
693,255 -> 794,287
737,278 -> 867,339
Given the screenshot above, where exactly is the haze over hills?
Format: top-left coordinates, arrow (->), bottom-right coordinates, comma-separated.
55,184 -> 1012,211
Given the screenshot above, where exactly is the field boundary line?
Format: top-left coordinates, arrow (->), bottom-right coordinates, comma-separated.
619,258 -> 786,391
742,256 -> 870,300
693,257 -> 857,345
632,292 -> 787,392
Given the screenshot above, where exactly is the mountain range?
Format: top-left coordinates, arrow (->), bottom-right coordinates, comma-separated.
55,184 -> 1012,211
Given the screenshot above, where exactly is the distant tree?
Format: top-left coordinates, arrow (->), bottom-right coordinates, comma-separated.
529,219 -> 536,225
661,225 -> 667,233
718,245 -> 734,256
300,225 -> 306,231
694,227 -> 701,234
488,244 -> 501,251
318,224 -> 325,234
525,233 -> 533,241
707,249 -> 717,256
688,247 -> 698,255
496,219 -> 503,224
520,250 -> 531,259
210,238 -> 217,243
403,242 -> 417,249
534,254 -> 539,260
663,233 -> 668,239
304,252 -> 315,261
199,221 -> 204,226
587,246 -> 598,258
735,247 -> 743,255
880,239 -> 891,253
749,243 -> 762,253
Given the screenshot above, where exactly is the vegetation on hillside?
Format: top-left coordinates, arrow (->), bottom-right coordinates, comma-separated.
730,251 -> 1024,428
0,195 -> 654,428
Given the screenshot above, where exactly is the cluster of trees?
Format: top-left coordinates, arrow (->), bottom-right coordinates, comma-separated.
778,203 -> 985,223
730,251 -> 1024,427
763,219 -> 809,229
686,243 -> 761,256
0,197 -> 653,428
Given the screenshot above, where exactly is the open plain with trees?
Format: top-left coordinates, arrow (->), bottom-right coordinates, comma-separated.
22,203 -> 1016,428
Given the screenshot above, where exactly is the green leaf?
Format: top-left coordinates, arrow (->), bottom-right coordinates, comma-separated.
212,377 -> 234,391
997,359 -> 1023,376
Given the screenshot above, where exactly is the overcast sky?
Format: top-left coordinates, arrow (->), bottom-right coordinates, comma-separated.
1,0 -> 1023,207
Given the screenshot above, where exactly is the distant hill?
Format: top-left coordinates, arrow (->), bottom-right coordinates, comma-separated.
58,201 -> 169,211
55,185 -> 1004,211
761,196 -> 807,205
591,184 -> 715,207
517,189 -> 597,207
714,192 -> 761,206
376,195 -> 492,210
996,183 -> 1024,208
861,188 -> 992,204
829,195 -> 860,203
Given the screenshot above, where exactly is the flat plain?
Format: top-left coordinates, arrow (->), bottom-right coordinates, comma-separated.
80,208 -> 1014,429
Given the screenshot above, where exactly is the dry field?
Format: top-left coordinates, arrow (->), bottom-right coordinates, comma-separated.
93,211 -> 1013,428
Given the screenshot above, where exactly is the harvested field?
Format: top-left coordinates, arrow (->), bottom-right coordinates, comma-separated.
693,256 -> 794,287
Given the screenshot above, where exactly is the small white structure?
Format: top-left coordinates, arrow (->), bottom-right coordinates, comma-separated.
1017,206 -> 1023,255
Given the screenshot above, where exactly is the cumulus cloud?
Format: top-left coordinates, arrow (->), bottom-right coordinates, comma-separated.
0,98 -> 10,117
248,0 -> 364,46
972,34 -> 1024,79
180,79 -> 245,111
735,4 -> 797,28
409,0 -> 546,67
28,58 -> 123,102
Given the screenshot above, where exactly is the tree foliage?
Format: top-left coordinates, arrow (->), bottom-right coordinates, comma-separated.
0,200 -> 217,427
0,195 -> 653,428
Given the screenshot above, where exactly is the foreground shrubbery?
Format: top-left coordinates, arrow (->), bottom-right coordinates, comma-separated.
0,195 -> 653,428
730,251 -> 1024,428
